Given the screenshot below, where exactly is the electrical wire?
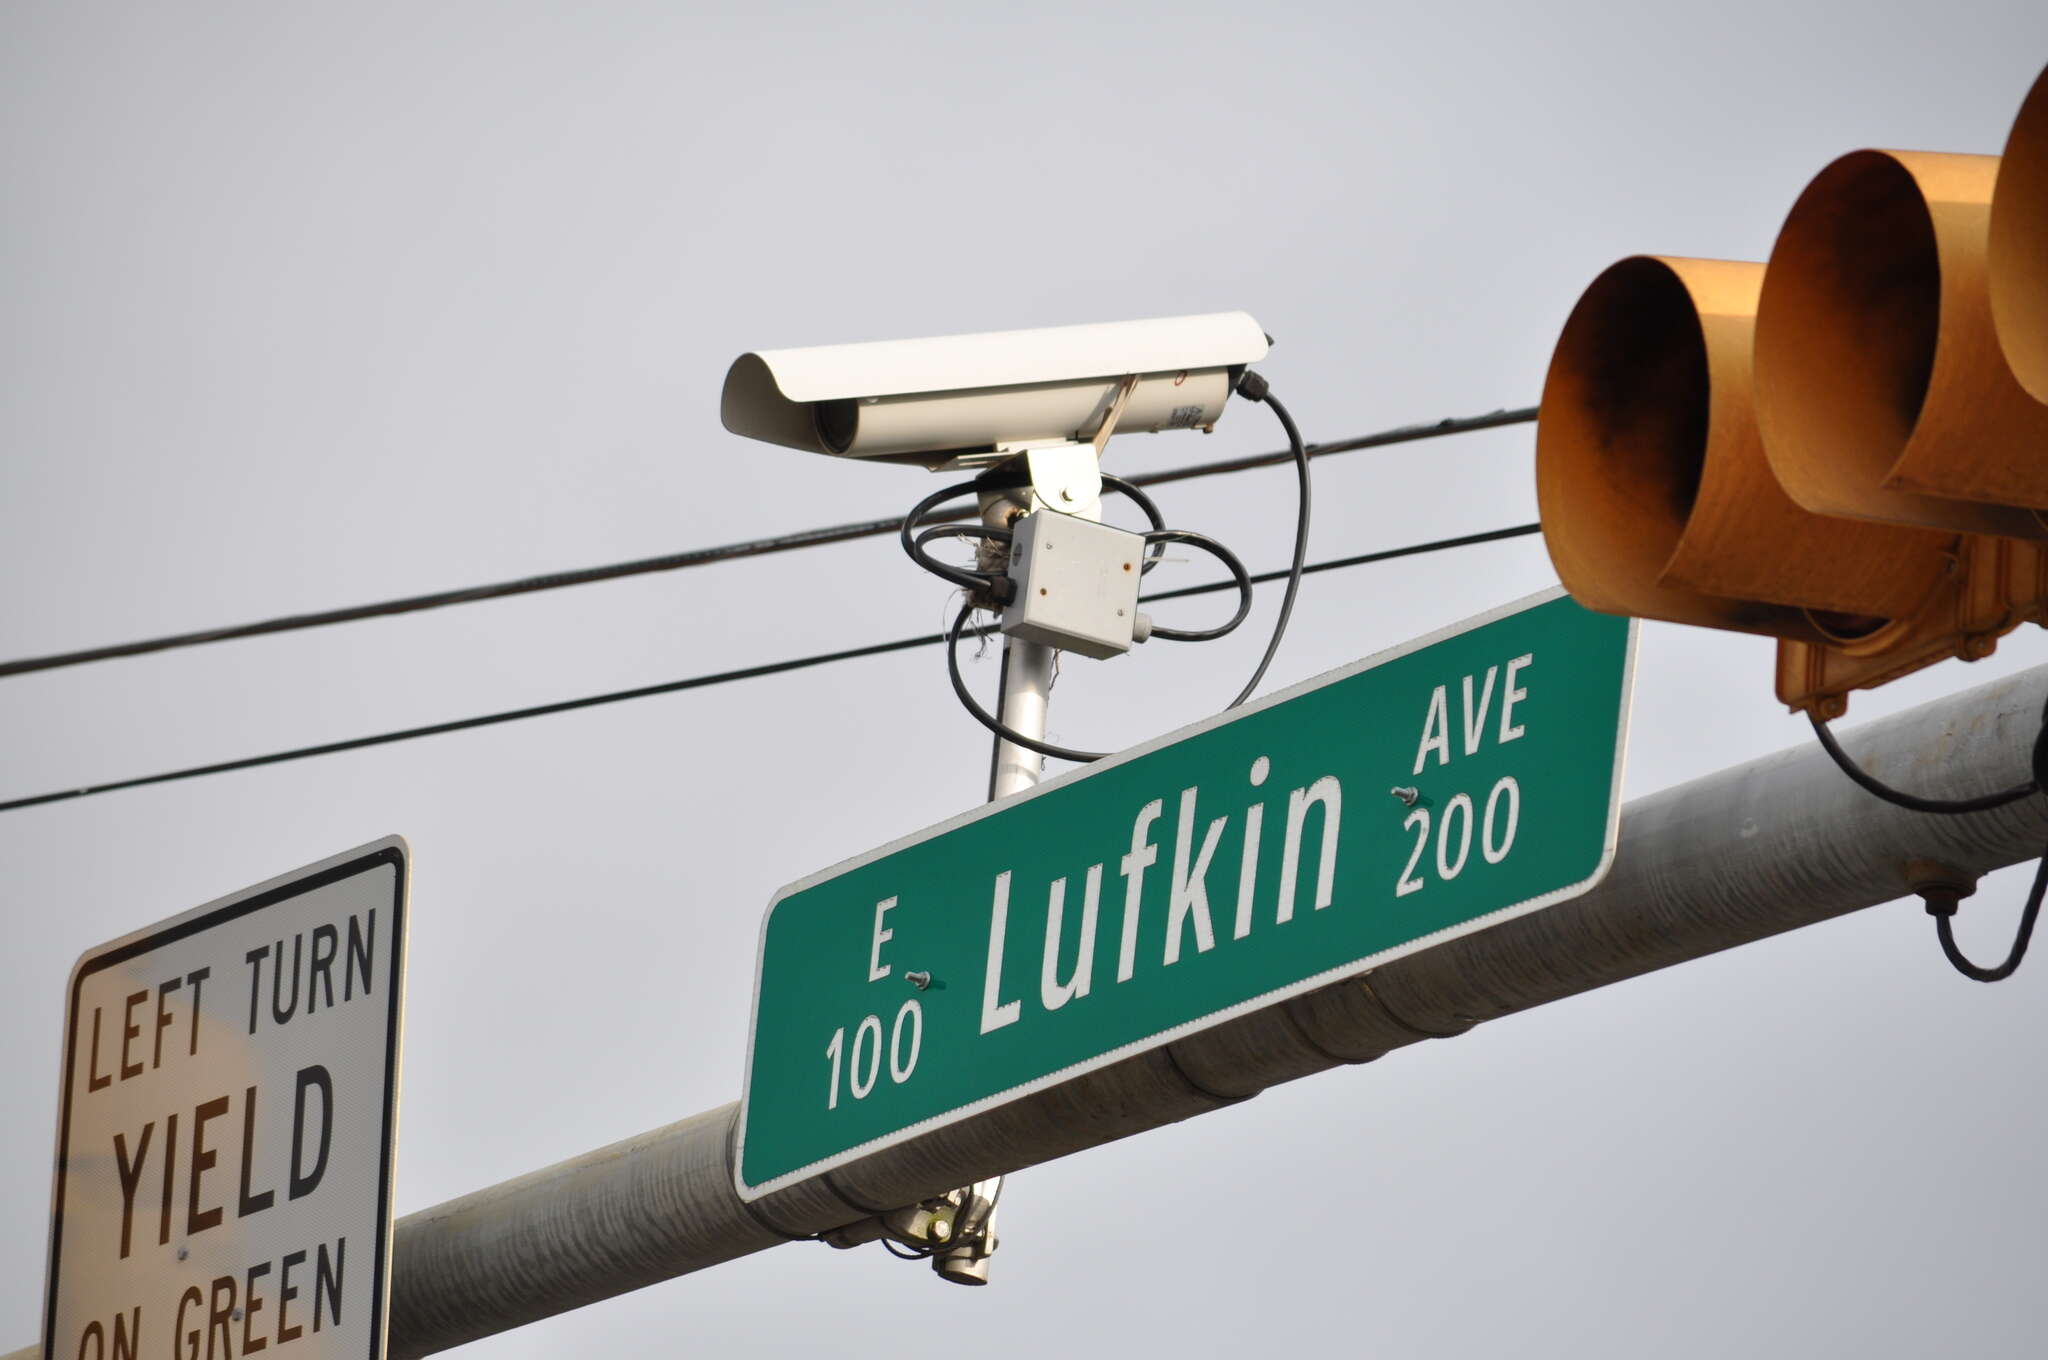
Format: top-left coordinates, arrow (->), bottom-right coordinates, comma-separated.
1811,700 -> 2048,982
901,479 -> 1010,598
0,520 -> 1542,813
1134,405 -> 1536,490
1139,530 -> 1253,642
1225,379 -> 1310,707
1928,858 -> 2047,982
946,601 -> 1101,763
934,373 -> 1312,764
877,1179 -> 1006,1260
898,472 -> 1170,606
0,407 -> 1532,681
1808,712 -> 2039,813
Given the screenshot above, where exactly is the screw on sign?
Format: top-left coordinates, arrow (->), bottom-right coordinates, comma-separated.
42,839 -> 409,1360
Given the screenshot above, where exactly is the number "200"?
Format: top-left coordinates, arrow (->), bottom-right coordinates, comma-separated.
1396,775 -> 1520,896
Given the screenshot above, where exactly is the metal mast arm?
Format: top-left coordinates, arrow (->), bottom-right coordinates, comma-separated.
15,666 -> 2048,1360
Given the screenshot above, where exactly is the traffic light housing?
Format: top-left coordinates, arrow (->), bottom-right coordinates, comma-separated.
1538,256 -> 1956,642
1755,149 -> 2048,534
1992,63 -> 2048,405
1538,63 -> 2048,717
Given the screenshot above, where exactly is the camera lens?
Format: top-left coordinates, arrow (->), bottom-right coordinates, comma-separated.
815,399 -> 858,453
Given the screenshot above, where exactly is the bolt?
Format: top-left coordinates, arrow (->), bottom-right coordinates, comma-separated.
177,1247 -> 189,1261
905,970 -> 932,991
1390,786 -> 1420,807
231,1309 -> 244,1323
1059,487 -> 1074,502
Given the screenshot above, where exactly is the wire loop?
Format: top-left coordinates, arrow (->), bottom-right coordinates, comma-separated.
929,375 -> 1312,766
1808,710 -> 2039,814
1812,695 -> 2048,982
1141,530 -> 1253,642
1931,860 -> 2046,982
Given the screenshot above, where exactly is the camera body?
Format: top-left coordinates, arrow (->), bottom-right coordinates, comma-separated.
720,312 -> 1270,468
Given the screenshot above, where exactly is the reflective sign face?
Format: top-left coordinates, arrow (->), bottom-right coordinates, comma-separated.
42,839 -> 408,1360
736,590 -> 1635,1199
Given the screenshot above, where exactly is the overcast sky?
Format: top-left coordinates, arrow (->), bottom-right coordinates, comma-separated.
7,3 -> 2048,1356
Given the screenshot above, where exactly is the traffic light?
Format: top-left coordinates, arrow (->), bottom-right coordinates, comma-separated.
1992,63 -> 2048,405
1538,63 -> 2048,717
1755,149 -> 2048,532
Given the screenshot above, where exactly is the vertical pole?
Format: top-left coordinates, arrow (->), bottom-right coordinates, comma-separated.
931,485 -> 1051,1285
980,482 -> 1054,804
988,638 -> 1053,800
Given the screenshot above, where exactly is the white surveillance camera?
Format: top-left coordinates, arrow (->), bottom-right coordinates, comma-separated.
720,312 -> 1270,468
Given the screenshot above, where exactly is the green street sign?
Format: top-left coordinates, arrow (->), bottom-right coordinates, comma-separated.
736,588 -> 1635,1199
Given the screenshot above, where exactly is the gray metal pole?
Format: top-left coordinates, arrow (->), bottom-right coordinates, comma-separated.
933,489 -> 1055,1283
989,637 -> 1053,799
16,667 -> 2047,1360
983,483 -> 1053,804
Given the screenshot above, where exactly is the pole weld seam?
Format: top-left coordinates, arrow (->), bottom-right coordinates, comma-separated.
1161,1042 -> 1261,1105
819,1169 -> 897,1219
1358,975 -> 1473,1041
1277,994 -> 1377,1066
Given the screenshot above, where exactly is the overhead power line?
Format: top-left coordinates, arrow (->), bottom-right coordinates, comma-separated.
0,522 -> 1541,813
0,407 -> 1536,680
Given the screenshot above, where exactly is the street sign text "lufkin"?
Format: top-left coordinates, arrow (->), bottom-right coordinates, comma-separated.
737,590 -> 1634,1198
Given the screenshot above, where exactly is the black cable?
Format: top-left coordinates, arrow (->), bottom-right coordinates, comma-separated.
1151,521 -> 1538,599
1226,377 -> 1311,707
900,479 -> 1005,598
912,523 -> 1012,571
1141,530 -> 1253,642
937,373 -> 1313,764
0,406 -> 1533,680
1134,405 -> 1537,490
1099,473 -> 1168,573
1814,699 -> 2048,982
1926,857 -> 2048,982
900,473 -> 1170,603
0,520 -> 1545,813
0,631 -> 951,813
947,602 -> 1106,762
0,516 -> 917,679
1808,711 -> 2039,814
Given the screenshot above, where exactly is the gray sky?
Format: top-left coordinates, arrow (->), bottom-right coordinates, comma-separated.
6,2 -> 2048,1355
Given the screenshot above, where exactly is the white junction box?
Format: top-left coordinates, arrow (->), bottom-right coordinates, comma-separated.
1002,510 -> 1146,659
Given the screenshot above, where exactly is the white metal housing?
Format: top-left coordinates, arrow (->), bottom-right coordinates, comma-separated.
720,312 -> 1270,467
1001,512 -> 1145,659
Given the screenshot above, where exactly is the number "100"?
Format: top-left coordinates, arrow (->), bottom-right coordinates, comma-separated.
824,998 -> 923,1109
1396,775 -> 1520,896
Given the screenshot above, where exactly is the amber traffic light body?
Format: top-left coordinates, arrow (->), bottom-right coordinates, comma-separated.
1991,64 -> 2048,405
1538,63 -> 2048,717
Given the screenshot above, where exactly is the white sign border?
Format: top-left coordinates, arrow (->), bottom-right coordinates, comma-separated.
735,587 -> 1638,1200
40,836 -> 411,1359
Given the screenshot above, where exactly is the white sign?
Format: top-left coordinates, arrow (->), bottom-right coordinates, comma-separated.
42,838 -> 409,1360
